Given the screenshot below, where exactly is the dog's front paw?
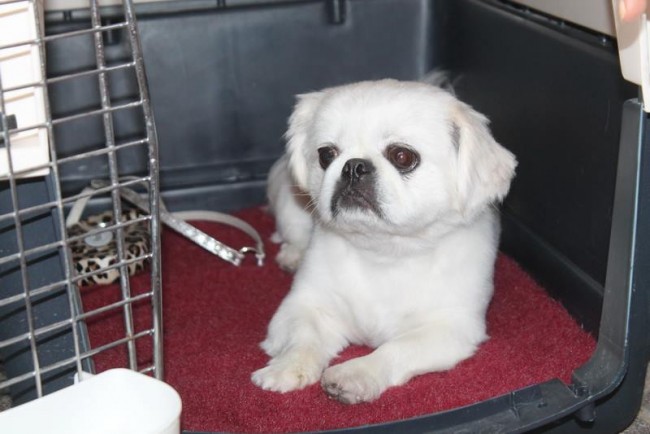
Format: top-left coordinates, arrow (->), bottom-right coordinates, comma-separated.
321,359 -> 385,404
252,353 -> 322,392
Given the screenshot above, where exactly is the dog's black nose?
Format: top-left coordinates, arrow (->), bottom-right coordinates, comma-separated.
342,158 -> 375,182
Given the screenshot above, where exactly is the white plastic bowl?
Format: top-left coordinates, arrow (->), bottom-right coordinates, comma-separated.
0,368 -> 182,434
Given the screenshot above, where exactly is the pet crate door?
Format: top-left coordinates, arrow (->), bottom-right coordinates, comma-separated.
0,0 -> 50,178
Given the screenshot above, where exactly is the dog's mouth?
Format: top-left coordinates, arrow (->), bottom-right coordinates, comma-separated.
329,158 -> 383,220
331,186 -> 383,218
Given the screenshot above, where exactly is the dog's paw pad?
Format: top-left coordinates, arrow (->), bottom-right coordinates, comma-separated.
322,381 -> 363,404
321,362 -> 383,404
252,359 -> 320,393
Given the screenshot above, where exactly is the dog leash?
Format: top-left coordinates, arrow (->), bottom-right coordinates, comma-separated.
66,179 -> 265,267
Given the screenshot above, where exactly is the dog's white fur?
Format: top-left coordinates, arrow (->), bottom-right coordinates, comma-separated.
252,79 -> 517,404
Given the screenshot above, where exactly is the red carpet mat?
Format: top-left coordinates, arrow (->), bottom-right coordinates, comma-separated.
81,207 -> 596,433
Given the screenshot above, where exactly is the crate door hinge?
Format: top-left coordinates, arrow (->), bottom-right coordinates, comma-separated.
613,0 -> 650,112
0,113 -> 18,147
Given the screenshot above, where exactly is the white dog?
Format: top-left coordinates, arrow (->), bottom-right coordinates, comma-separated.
252,79 -> 517,404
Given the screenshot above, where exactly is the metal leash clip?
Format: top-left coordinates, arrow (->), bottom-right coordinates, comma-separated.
239,246 -> 265,267
80,179 -> 265,267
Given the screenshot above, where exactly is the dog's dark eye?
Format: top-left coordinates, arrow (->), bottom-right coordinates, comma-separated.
386,144 -> 419,173
318,145 -> 339,170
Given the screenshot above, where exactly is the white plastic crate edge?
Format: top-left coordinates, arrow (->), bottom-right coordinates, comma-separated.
0,0 -> 50,178
0,368 -> 182,434
611,0 -> 650,113
45,0 -> 168,10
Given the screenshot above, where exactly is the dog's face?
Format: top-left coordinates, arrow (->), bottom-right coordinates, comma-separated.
286,79 -> 516,233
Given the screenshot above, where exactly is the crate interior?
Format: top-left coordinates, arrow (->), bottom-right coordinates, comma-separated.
45,0 -> 635,322
2,0 -> 643,433
99,0 -> 635,332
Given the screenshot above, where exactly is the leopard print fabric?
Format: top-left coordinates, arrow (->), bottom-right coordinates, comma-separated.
68,209 -> 150,287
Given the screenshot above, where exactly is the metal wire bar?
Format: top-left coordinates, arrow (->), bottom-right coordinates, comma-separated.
0,290 -> 154,351
0,251 -> 153,313
2,61 -> 136,94
55,137 -> 147,164
55,327 -> 153,372
48,61 -> 137,85
0,214 -> 150,271
0,282 -> 65,310
0,260 -> 152,314
90,0 -> 138,371
0,136 -> 147,180
122,0 -> 164,380
66,215 -> 151,244
0,329 -> 154,391
0,333 -> 35,352
51,99 -> 143,126
0,175 -> 150,225
69,252 -> 153,284
81,332 -> 155,360
139,365 -> 155,374
9,99 -> 143,135
0,21 -> 128,52
76,290 -> 153,322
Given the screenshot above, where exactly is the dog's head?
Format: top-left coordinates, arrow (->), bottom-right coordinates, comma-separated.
286,79 -> 516,233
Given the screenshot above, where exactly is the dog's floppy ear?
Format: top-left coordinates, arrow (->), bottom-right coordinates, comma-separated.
285,92 -> 324,190
453,102 -> 517,219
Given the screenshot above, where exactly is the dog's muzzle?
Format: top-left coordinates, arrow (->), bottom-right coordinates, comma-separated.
330,158 -> 382,217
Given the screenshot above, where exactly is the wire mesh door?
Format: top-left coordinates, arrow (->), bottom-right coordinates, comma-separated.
0,0 -> 163,408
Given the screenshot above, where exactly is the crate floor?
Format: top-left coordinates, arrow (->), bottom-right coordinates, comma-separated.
81,207 -> 596,433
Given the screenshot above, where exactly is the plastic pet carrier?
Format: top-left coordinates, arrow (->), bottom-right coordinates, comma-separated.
1,0 -> 649,433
